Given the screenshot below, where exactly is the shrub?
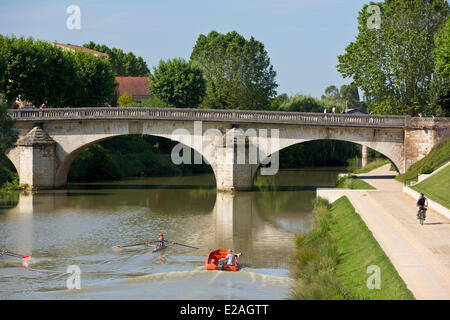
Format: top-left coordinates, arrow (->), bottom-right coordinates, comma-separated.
118,92 -> 135,106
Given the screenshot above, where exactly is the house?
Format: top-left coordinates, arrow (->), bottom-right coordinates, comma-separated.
53,43 -> 109,59
115,77 -> 151,103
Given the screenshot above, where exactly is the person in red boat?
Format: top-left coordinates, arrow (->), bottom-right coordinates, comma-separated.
218,249 -> 242,270
225,249 -> 236,266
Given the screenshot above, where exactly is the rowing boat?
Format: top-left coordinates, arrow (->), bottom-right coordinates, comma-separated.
205,249 -> 239,271
152,244 -> 168,252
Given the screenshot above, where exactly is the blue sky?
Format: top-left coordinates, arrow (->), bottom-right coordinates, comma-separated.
0,0 -> 369,98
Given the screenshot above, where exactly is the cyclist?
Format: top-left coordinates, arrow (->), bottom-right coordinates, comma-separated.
416,193 -> 429,220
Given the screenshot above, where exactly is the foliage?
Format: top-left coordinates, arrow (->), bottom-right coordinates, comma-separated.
428,74 -> 450,116
434,16 -> 450,78
336,175 -> 375,189
83,41 -> 150,76
279,94 -> 324,113
291,197 -> 345,300
354,159 -> 390,174
150,58 -> 206,108
397,139 -> 450,183
324,85 -> 339,100
321,83 -> 362,113
1,173 -> 27,191
69,50 -> 117,107
0,103 -> 18,188
0,35 -> 75,107
337,0 -> 449,116
269,93 -> 289,110
127,96 -> 173,108
0,45 -> 5,91
0,35 -> 117,107
190,30 -> 278,110
68,135 -> 212,181
118,92 -> 135,106
0,104 -> 17,156
278,140 -> 361,168
339,83 -> 360,109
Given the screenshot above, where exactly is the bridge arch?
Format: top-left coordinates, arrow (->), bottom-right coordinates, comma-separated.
253,125 -> 404,173
251,137 -> 401,189
54,131 -> 217,188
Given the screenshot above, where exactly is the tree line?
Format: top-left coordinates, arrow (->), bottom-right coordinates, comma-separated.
0,35 -> 117,108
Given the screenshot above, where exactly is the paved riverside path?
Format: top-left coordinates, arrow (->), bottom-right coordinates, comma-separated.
340,165 -> 450,299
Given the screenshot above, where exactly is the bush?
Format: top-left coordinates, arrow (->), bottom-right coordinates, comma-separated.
118,92 -> 135,106
419,165 -> 433,174
127,97 -> 173,108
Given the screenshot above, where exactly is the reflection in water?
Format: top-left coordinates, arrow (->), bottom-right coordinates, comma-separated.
0,168 -> 343,299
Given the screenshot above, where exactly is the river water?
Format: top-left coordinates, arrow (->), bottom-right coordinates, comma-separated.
0,168 -> 343,300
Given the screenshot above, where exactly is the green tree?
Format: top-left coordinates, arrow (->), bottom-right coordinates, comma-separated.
190,31 -> 278,110
118,92 -> 135,106
323,85 -> 339,101
434,16 -> 450,78
69,50 -> 117,107
0,104 -> 17,156
0,46 -> 5,93
428,75 -> 450,116
0,35 -> 76,107
0,103 -> 17,186
337,0 -> 449,116
340,83 -> 360,109
279,94 -> 323,113
270,93 -> 289,110
150,58 -> 206,108
83,42 -> 150,76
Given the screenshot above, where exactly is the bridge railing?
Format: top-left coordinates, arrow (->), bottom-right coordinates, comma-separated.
9,107 -> 410,128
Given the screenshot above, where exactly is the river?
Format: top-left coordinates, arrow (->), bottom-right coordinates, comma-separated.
0,168 -> 344,299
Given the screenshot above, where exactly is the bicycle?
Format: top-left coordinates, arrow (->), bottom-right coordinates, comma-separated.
418,207 -> 427,226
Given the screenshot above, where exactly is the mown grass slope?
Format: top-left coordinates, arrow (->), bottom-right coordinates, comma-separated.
412,165 -> 450,209
291,196 -> 414,300
397,139 -> 450,184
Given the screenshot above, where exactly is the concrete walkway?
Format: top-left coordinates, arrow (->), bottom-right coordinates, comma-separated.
328,164 -> 450,299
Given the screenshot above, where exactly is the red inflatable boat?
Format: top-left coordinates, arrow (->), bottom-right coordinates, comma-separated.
205,249 -> 239,271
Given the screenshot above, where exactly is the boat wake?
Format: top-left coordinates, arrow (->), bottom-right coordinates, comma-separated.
53,267 -> 292,300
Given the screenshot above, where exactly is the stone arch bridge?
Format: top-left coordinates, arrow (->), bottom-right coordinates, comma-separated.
7,108 -> 450,192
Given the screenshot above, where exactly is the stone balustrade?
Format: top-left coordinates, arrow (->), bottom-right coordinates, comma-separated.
9,107 -> 412,128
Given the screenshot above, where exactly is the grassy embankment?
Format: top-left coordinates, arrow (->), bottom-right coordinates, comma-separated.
335,158 -> 392,190
354,159 -> 390,174
411,165 -> 450,209
336,175 -> 375,190
291,196 -> 414,300
396,139 -> 450,184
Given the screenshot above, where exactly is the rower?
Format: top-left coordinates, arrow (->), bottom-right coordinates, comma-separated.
158,233 -> 166,248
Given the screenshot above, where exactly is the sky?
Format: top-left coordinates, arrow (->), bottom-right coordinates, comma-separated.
0,0 -> 369,99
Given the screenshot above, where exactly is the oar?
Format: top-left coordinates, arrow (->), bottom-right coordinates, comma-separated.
1,250 -> 31,260
112,241 -> 159,250
169,242 -> 199,250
